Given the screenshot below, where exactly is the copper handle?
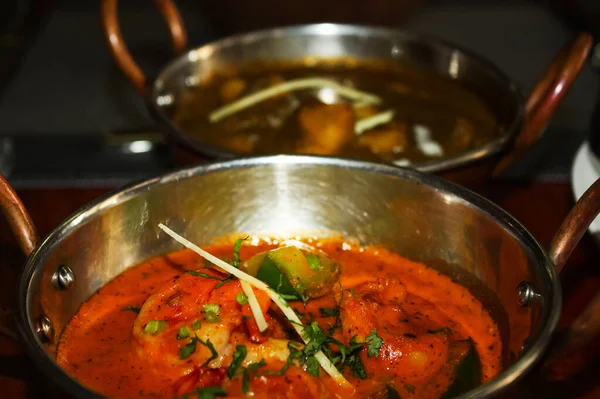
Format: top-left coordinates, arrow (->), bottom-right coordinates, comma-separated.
542,178 -> 600,379
101,0 -> 188,97
0,174 -> 36,256
492,32 -> 593,176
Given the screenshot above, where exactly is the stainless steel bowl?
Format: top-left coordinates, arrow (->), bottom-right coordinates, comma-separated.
2,155 -> 599,398
102,0 -> 592,184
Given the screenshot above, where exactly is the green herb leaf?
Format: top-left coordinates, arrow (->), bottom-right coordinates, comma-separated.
187,270 -> 226,281
242,368 -> 250,393
440,340 -> 481,399
232,236 -> 249,268
366,329 -> 383,358
199,338 -> 219,366
178,335 -> 219,364
347,352 -> 367,379
177,325 -> 191,340
215,274 -> 234,289
179,340 -> 197,359
121,305 -> 141,314
144,320 -> 168,335
305,355 -> 320,377
404,384 -> 415,393
319,307 -> 340,317
247,359 -> 266,372
191,319 -> 201,330
387,385 -> 401,399
305,254 -> 321,270
228,345 -> 247,378
241,359 -> 266,393
236,292 -> 248,306
193,386 -> 227,399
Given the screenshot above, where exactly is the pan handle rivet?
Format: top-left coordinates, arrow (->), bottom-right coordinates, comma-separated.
35,316 -> 54,343
517,282 -> 541,307
52,265 -> 75,290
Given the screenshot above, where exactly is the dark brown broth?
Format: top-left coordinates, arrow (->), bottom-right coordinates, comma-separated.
171,61 -> 498,163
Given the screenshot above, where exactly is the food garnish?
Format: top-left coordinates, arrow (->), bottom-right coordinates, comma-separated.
208,77 -> 381,123
158,223 -> 352,388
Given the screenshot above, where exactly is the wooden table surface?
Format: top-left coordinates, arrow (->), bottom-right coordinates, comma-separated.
0,181 -> 599,398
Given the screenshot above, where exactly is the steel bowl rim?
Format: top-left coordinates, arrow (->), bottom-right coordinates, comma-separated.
149,23 -> 526,173
17,154 -> 558,398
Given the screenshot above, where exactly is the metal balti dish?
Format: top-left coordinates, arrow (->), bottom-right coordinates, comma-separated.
101,0 -> 592,185
1,155 -> 600,398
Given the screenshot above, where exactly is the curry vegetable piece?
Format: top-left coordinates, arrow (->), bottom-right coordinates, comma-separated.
157,223 -> 352,389
354,109 -> 395,135
208,78 -> 382,123
414,124 -> 444,157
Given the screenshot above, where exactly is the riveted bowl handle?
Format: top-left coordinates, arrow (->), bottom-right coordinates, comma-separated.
0,173 -> 36,256
101,0 -> 188,97
543,178 -> 600,379
493,32 -> 593,176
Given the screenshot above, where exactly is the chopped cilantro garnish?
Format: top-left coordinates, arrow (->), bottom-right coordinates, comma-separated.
342,335 -> 368,379
305,356 -> 320,377
228,345 -> 247,378
177,325 -> 191,340
404,384 -> 416,393
178,334 -> 218,365
366,329 -> 383,358
247,359 -> 266,372
191,319 -> 201,330
232,236 -> 249,268
241,359 -> 266,393
121,305 -> 141,313
193,386 -> 226,399
305,254 -> 321,270
187,270 -> 234,289
187,270 -> 225,280
236,292 -> 248,306
179,339 -> 197,359
319,307 -> 340,317
241,368 -> 250,393
214,275 -> 234,289
144,320 -> 168,335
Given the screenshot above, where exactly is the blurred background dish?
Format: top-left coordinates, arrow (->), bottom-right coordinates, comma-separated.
0,0 -> 598,188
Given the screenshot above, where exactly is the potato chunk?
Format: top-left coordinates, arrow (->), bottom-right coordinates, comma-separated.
219,78 -> 247,104
357,122 -> 408,155
296,103 -> 355,155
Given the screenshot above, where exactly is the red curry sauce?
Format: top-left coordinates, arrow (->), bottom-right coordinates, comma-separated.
57,239 -> 501,398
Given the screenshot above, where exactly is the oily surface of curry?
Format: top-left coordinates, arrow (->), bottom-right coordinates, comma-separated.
171,61 -> 498,165
57,238 -> 501,398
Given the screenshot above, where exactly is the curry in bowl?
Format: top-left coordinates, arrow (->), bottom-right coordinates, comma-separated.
170,61 -> 498,166
57,225 -> 501,398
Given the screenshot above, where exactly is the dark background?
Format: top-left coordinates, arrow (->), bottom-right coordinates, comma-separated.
0,0 -> 599,187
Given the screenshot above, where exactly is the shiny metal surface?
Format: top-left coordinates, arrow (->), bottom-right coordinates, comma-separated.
16,155 -> 559,398
151,23 -> 525,172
